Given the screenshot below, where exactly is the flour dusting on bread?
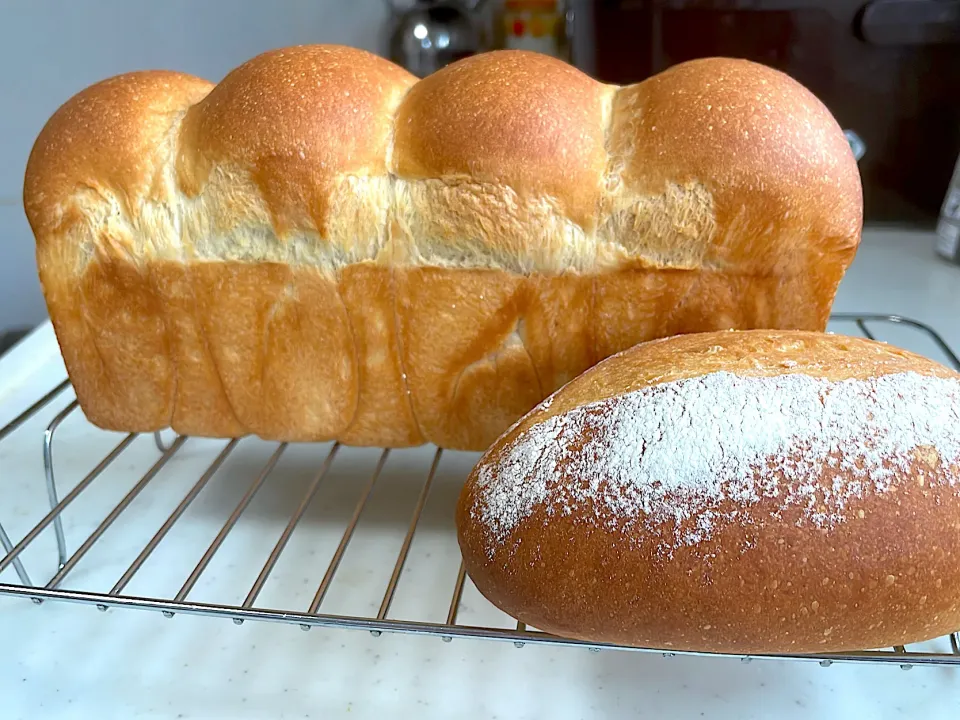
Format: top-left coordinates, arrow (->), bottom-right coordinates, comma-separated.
474,371 -> 960,554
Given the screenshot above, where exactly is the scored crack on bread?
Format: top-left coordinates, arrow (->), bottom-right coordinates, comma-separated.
456,331 -> 960,653
23,46 -> 862,450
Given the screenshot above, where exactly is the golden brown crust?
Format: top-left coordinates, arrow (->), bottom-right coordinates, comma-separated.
394,50 -> 608,233
152,262 -> 245,437
527,330 -> 954,428
594,58 -> 862,354
188,263 -> 358,442
395,268 -> 543,450
177,45 -> 415,237
606,58 -> 862,266
457,331 -> 960,653
24,49 -> 863,450
24,70 -> 214,434
475,330 -> 958,473
339,264 -> 423,447
24,70 -> 214,241
461,459 -> 960,653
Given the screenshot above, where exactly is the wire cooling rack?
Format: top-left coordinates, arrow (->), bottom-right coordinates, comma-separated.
1,313 -> 959,669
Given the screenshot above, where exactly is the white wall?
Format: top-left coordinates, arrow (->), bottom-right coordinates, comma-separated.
0,0 -> 390,330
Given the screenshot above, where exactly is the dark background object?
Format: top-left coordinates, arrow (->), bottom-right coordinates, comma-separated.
593,0 -> 960,225
387,0 -> 487,77
0,328 -> 29,355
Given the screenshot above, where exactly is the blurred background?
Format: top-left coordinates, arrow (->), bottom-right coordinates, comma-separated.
2,0 -> 959,345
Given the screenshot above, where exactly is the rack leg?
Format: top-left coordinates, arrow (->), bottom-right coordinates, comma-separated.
855,319 -> 876,341
445,563 -> 467,626
514,620 -> 527,648
0,378 -> 70,442
0,520 -> 32,586
153,432 -> 170,453
42,401 -> 79,570
45,436 -> 188,590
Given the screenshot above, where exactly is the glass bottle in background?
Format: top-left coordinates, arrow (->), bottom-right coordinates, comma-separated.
498,0 -> 572,61
936,153 -> 960,264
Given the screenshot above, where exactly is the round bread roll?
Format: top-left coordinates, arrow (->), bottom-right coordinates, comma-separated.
456,330 -> 960,654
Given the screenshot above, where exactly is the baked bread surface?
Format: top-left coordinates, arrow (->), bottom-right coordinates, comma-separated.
457,331 -> 960,653
24,46 -> 862,450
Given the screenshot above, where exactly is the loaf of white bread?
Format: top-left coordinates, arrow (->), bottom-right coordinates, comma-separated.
457,330 -> 960,653
23,46 -> 862,451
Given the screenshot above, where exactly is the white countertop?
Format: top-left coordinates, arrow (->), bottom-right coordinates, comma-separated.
2,228 -> 960,720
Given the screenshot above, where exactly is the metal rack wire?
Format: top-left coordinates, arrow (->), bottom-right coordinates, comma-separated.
2,314 -> 960,668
